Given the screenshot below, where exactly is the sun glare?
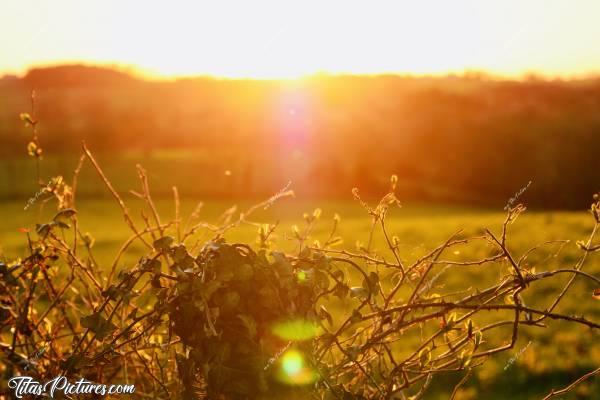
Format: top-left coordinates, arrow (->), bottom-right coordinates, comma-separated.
1,0 -> 600,79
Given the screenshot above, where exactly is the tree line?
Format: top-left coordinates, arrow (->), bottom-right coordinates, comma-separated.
1,65 -> 599,208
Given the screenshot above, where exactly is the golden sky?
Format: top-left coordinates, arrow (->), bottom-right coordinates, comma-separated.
2,0 -> 600,79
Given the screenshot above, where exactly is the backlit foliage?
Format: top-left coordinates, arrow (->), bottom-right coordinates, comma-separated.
1,109 -> 600,399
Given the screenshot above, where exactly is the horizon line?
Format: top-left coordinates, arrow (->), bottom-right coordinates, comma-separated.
4,61 -> 600,83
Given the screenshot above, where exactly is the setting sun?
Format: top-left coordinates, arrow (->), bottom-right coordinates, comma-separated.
2,0 -> 600,79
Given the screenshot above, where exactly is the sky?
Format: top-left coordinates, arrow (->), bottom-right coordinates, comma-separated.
1,0 -> 600,79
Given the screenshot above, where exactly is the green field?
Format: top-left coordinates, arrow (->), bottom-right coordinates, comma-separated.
1,196 -> 593,266
1,196 -> 599,399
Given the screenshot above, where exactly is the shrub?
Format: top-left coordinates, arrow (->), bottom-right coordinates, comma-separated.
1,105 -> 599,399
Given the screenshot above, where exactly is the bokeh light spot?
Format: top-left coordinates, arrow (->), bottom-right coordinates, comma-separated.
297,270 -> 307,281
272,319 -> 321,341
276,349 -> 318,385
282,350 -> 303,375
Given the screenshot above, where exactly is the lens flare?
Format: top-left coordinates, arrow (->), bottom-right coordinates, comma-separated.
282,350 -> 303,375
276,349 -> 318,385
272,319 -> 321,341
297,270 -> 307,281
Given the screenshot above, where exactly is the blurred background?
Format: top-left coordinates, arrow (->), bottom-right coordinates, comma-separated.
1,67 -> 599,208
1,1 -> 599,208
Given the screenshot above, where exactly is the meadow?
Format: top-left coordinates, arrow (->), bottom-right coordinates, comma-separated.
1,192 -> 598,399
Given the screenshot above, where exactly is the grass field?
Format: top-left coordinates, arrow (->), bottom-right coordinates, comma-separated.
1,196 -> 599,398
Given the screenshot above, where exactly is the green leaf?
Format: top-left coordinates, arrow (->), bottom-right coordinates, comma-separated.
36,223 -> 54,239
466,319 -> 473,337
369,271 -> 379,282
350,309 -> 362,324
272,251 -> 294,280
314,255 -> 330,271
179,255 -> 195,270
331,269 -> 344,280
153,236 -> 174,252
172,245 -> 188,262
55,221 -> 70,229
101,285 -> 120,301
53,208 -> 77,222
62,354 -> 83,373
362,271 -> 380,294
334,282 -> 349,299
80,312 -> 117,341
315,269 -> 330,290
80,312 -> 102,329
459,349 -> 472,368
318,305 -> 333,326
141,257 -> 161,273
